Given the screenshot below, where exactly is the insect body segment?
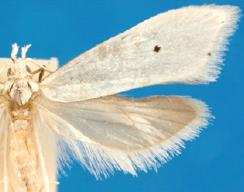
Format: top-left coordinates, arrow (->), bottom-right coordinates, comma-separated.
4,79 -> 39,106
2,44 -> 49,106
9,105 -> 42,192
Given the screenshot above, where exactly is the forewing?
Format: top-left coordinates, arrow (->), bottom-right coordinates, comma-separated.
33,95 -> 210,178
41,5 -> 240,102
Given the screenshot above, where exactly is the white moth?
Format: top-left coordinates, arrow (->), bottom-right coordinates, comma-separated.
0,5 -> 240,192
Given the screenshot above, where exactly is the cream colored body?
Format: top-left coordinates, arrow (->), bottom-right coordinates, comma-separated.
9,105 -> 41,192
8,104 -> 57,192
0,47 -> 58,192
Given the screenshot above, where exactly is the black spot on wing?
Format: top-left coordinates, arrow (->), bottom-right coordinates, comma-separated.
154,45 -> 161,53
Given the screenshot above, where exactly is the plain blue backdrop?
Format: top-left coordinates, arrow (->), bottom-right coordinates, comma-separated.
0,0 -> 243,192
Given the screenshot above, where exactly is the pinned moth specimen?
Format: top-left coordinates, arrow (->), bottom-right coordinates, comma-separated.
0,5 -> 240,192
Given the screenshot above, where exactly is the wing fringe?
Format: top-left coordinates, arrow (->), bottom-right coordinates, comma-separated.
192,5 -> 240,83
75,98 -> 211,178
35,96 -> 211,179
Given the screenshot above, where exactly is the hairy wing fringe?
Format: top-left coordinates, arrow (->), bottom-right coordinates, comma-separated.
198,5 -> 241,83
34,96 -> 210,179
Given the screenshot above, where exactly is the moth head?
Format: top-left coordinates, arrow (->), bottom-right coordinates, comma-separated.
7,43 -> 33,79
2,43 -> 40,105
6,43 -> 56,83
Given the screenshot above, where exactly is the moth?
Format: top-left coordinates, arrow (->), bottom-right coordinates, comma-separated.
0,5 -> 240,192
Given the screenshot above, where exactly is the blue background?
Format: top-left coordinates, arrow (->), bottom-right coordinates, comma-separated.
0,0 -> 243,192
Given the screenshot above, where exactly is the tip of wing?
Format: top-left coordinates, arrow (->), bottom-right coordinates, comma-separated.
201,5 -> 241,83
174,97 -> 211,141
126,98 -> 211,174
78,98 -> 211,179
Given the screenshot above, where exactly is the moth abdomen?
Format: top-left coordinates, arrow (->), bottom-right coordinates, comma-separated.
8,106 -> 42,192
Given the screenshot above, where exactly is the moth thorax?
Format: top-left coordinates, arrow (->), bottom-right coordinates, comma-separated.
7,78 -> 39,106
11,107 -> 30,118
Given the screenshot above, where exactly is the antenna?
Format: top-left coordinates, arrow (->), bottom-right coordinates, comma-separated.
21,44 -> 32,58
11,43 -> 19,62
